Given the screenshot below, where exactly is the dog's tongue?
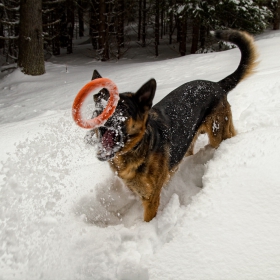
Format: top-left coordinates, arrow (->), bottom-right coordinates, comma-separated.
102,130 -> 115,150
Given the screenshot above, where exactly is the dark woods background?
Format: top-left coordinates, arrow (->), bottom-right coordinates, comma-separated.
0,0 -> 280,75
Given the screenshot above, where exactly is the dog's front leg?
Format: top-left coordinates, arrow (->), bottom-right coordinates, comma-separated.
142,191 -> 161,222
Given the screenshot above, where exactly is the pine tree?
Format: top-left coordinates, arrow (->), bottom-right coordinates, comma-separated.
42,0 -> 64,56
272,0 -> 280,30
0,0 -> 20,64
215,0 -> 272,33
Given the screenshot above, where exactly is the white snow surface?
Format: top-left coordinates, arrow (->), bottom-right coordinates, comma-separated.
1,31 -> 280,280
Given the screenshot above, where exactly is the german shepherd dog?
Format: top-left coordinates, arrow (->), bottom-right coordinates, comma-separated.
87,29 -> 258,222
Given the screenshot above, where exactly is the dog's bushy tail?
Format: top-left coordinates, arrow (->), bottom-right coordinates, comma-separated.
212,29 -> 258,93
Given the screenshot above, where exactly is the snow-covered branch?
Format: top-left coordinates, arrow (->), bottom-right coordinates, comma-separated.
44,34 -> 59,41
0,19 -> 19,26
0,3 -> 20,12
0,64 -> 17,72
5,0 -> 20,4
43,19 -> 61,27
0,35 -> 19,40
42,8 -> 56,13
43,0 -> 66,4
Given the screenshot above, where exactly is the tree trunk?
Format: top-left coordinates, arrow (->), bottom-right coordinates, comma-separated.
176,16 -> 181,43
52,36 -> 60,55
273,0 -> 280,30
190,18 -> 200,54
49,4 -> 60,55
116,0 -> 124,59
138,0 -> 142,41
66,0 -> 74,54
200,25 -> 206,49
0,21 -> 4,49
168,0 -> 173,44
117,0 -> 124,47
160,3 -> 164,39
142,0 -> 146,47
18,0 -> 45,75
78,0 -> 84,37
155,0 -> 159,56
179,13 -> 187,56
90,0 -> 98,49
99,0 -> 109,61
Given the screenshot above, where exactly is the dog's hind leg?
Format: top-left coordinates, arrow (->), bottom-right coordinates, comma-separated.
185,126 -> 207,156
222,106 -> 236,140
203,98 -> 236,149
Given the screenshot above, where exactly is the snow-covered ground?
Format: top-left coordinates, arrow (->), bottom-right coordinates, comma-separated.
1,30 -> 280,280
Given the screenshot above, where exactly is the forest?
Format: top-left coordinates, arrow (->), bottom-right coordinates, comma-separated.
0,0 -> 280,76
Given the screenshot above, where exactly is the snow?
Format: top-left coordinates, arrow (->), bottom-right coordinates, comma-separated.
1,30 -> 280,279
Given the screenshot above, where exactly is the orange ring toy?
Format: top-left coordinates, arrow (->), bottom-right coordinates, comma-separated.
72,78 -> 119,129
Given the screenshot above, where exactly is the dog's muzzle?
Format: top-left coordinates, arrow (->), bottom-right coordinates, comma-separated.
95,126 -> 124,161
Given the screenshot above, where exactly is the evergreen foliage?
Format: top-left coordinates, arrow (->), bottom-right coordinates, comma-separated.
0,0 -> 276,73
171,0 -> 272,34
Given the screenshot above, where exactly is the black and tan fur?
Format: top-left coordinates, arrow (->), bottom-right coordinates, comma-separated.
88,30 -> 258,222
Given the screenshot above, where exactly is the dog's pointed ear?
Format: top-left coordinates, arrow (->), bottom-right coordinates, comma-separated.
92,69 -> 102,80
135,79 -> 156,111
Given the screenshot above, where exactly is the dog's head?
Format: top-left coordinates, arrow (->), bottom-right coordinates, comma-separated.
87,70 -> 156,161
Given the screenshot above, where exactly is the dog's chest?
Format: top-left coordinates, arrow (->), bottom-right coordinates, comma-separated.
109,156 -> 153,198
109,154 -> 144,181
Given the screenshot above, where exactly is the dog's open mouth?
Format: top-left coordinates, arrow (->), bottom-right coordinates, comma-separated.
97,127 -> 123,161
